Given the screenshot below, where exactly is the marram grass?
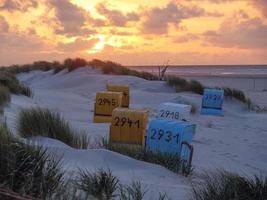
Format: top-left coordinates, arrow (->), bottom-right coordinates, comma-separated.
17,107 -> 91,149
191,170 -> 267,200
0,71 -> 32,97
0,123 -> 64,199
0,84 -> 10,105
102,140 -> 191,175
0,84 -> 11,113
77,168 -> 119,200
76,168 -> 171,200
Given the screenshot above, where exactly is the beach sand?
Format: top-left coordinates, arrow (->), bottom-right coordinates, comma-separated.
3,67 -> 267,199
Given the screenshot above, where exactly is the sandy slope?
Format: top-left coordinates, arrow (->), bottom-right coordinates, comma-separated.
3,67 -> 267,199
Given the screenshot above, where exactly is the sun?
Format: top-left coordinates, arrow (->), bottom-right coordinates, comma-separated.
87,35 -> 106,54
94,36 -> 105,50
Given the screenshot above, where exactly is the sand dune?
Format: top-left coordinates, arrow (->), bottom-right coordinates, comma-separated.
4,67 -> 267,199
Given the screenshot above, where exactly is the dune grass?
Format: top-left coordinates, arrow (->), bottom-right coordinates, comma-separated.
1,58 -> 262,111
0,84 -> 10,105
76,168 -> 171,200
0,71 -> 32,97
17,107 -> 91,149
166,75 -> 258,110
1,58 -> 159,80
0,123 -> 64,199
118,180 -> 147,200
88,59 -> 158,80
166,76 -> 204,94
0,61 -> 60,74
77,168 -> 119,200
0,84 -> 11,113
102,141 -> 190,175
191,170 -> 267,200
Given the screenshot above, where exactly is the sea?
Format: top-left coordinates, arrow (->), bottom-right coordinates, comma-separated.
128,65 -> 267,91
128,65 -> 267,78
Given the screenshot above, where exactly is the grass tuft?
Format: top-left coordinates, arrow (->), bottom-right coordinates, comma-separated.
0,72 -> 32,97
0,84 -> 11,113
89,59 -> 158,80
166,76 -> 261,110
0,84 -> 10,105
76,168 -> 171,200
0,123 -> 64,199
166,76 -> 203,94
191,170 -> 267,200
77,168 -> 119,200
64,58 -> 88,72
158,192 -> 172,200
223,87 -> 246,102
1,58 -> 158,81
17,107 -> 91,149
119,180 -> 147,200
104,142 -> 190,174
222,87 -> 261,111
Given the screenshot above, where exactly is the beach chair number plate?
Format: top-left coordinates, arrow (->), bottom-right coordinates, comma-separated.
97,98 -> 117,106
159,110 -> 180,120
114,117 -> 140,128
149,129 -> 180,144
202,93 -> 223,109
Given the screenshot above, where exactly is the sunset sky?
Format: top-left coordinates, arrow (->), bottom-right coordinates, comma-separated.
0,0 -> 267,66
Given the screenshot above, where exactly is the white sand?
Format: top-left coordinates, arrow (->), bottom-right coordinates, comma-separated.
3,67 -> 267,199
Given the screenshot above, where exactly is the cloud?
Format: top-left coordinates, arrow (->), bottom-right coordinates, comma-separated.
203,17 -> 267,49
96,3 -> 139,27
192,0 -> 267,18
236,9 -> 249,19
0,16 -> 9,32
142,2 -> 205,34
109,28 -> 132,36
92,18 -> 107,27
57,38 -> 99,52
250,0 -> 267,17
175,33 -> 199,43
188,0 -> 233,3
0,31 -> 46,51
206,11 -> 224,17
49,0 -> 96,36
0,0 -> 38,11
203,30 -> 220,36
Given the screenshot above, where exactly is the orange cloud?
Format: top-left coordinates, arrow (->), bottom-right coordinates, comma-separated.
141,2 -> 205,34
96,3 -> 139,27
0,0 -> 267,65
0,0 -> 38,11
0,15 -> 8,32
251,0 -> 267,17
49,0 -> 95,36
57,38 -> 99,52
203,15 -> 267,49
